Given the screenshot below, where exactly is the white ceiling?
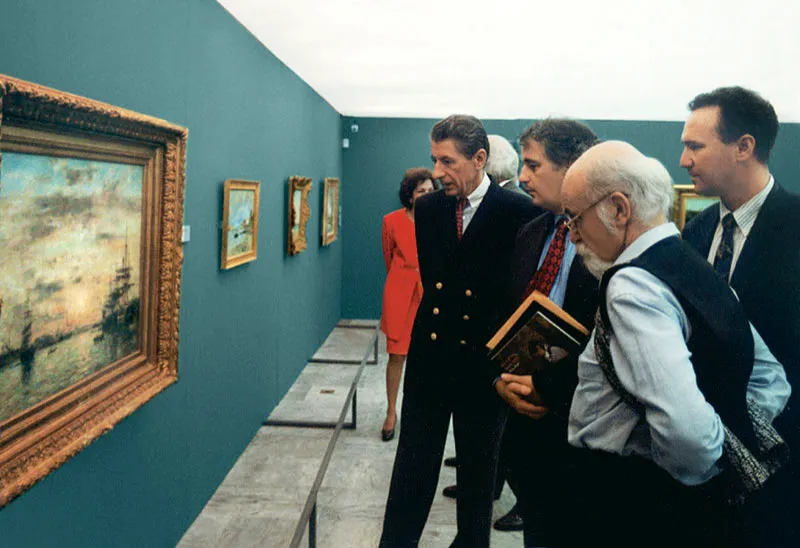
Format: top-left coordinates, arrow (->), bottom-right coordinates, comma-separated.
218,0 -> 800,122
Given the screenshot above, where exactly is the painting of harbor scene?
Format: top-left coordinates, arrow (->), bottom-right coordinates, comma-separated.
0,152 -> 142,425
221,179 -> 259,269
227,190 -> 256,255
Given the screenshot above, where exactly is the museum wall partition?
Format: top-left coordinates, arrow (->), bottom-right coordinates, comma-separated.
341,117 -> 800,319
0,1 -> 342,546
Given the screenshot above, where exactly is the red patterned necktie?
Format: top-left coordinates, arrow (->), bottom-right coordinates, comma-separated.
525,218 -> 568,298
455,197 -> 468,239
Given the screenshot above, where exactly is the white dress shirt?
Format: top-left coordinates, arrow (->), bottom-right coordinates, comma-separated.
707,175 -> 774,280
461,172 -> 490,234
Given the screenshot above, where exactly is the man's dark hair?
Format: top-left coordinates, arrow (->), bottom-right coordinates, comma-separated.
430,115 -> 490,159
519,118 -> 599,169
688,86 -> 779,164
399,167 -> 435,209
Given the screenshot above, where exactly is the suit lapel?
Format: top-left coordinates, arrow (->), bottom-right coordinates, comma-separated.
440,193 -> 459,261
511,213 -> 553,302
731,184 -> 782,289
696,206 -> 719,257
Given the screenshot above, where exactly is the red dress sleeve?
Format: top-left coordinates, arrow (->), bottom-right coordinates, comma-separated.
381,215 -> 393,273
380,210 -> 423,354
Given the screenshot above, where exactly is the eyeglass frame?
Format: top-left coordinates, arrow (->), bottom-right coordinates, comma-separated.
564,192 -> 625,233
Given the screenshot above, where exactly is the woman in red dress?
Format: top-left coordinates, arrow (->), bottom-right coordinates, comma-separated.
380,167 -> 435,441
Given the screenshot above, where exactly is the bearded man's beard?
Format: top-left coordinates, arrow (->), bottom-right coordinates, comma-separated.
576,243 -> 614,279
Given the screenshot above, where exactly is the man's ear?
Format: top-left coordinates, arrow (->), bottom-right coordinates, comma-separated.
473,148 -> 487,170
609,192 -> 632,225
735,134 -> 756,162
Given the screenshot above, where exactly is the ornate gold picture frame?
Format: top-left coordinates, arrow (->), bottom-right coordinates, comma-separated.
287,176 -> 312,256
221,179 -> 260,269
672,184 -> 719,231
0,74 -> 186,506
321,177 -> 339,246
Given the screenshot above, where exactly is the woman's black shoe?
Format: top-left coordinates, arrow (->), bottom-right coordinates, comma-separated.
381,428 -> 395,442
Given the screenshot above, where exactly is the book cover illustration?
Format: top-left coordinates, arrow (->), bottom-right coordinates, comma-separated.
492,310 -> 582,375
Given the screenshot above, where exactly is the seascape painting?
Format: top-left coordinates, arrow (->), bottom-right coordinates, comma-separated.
221,179 -> 259,269
227,189 -> 255,256
0,152 -> 142,425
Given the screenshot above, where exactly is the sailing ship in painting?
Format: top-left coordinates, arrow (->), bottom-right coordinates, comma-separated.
0,152 -> 143,424
227,189 -> 256,257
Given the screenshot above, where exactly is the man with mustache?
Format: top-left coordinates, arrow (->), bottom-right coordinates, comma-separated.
379,115 -> 539,547
680,87 -> 800,545
561,141 -> 790,548
494,118 -> 599,547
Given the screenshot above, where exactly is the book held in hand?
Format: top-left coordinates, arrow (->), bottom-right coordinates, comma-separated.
486,291 -> 589,376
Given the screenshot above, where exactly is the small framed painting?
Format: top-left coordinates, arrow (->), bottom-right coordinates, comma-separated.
672,184 -> 719,231
321,178 -> 339,246
288,176 -> 312,256
221,180 -> 260,269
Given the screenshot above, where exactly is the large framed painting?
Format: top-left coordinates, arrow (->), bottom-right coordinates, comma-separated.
287,176 -> 312,256
672,184 -> 719,231
0,74 -> 186,506
221,179 -> 260,269
321,177 -> 339,246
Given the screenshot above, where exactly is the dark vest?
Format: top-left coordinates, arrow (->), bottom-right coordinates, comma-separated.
598,236 -> 759,454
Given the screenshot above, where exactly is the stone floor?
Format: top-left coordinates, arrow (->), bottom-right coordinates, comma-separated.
178,321 -> 523,547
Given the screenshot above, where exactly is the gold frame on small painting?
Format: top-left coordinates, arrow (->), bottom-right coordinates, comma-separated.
321,177 -> 339,246
221,179 -> 260,269
287,176 -> 312,256
671,184 -> 719,231
0,73 -> 186,507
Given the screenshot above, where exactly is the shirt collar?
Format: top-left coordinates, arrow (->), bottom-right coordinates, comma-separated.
465,172 -> 491,209
498,178 -> 514,188
614,222 -> 680,265
718,174 -> 774,237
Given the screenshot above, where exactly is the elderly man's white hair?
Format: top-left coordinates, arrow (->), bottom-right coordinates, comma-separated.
485,134 -> 519,184
581,141 -> 674,229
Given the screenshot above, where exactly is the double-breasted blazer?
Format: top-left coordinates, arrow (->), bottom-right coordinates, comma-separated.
406,181 -> 540,386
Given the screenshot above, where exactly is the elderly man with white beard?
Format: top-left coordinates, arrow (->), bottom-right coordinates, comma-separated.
557,141 -> 790,548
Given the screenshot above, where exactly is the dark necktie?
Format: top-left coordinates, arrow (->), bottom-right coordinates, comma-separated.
525,218 -> 568,298
455,197 -> 468,239
713,213 -> 736,281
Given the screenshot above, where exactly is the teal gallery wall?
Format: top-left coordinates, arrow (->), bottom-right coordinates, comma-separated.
0,1 -> 342,546
341,117 -> 800,319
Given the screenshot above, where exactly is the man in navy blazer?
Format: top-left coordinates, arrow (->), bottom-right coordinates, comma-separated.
681,86 -> 800,546
379,115 -> 539,547
495,119 -> 599,547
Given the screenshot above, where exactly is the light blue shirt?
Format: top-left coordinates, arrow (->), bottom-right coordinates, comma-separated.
568,223 -> 790,486
536,214 -> 577,308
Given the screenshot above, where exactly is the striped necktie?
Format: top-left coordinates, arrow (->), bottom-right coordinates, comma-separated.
713,213 -> 736,281
455,197 -> 468,239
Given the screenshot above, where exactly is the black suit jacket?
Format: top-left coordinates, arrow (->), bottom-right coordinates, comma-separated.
507,212 -> 599,415
683,183 -> 800,442
407,181 -> 540,387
